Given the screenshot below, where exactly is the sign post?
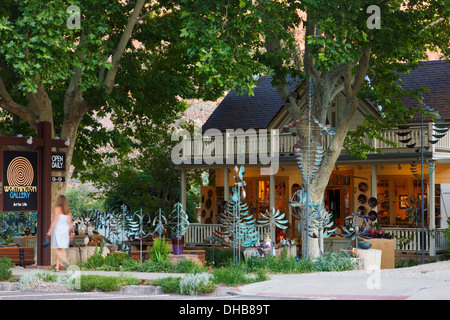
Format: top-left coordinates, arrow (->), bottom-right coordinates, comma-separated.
0,121 -> 68,266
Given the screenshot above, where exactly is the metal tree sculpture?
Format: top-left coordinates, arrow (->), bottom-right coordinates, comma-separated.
290,189 -> 336,256
284,76 -> 336,258
170,202 -> 190,239
258,208 -> 288,256
128,209 -> 152,262
152,208 -> 168,239
395,106 -> 448,263
169,202 -> 190,257
214,165 -> 260,264
340,212 -> 362,250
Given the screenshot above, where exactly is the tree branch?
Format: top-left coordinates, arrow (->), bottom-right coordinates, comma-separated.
304,14 -> 321,82
352,47 -> 371,93
104,0 -> 146,94
0,75 -> 38,130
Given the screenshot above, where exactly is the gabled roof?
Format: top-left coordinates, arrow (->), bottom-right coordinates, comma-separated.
397,60 -> 450,119
202,76 -> 298,132
202,60 -> 450,132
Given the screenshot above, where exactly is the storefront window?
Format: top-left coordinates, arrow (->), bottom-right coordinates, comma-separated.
377,179 -> 390,225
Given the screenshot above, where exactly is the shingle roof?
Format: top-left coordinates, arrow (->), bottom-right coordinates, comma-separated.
397,60 -> 450,120
202,60 -> 449,131
202,76 -> 298,132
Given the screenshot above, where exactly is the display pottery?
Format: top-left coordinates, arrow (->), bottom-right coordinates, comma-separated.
358,241 -> 372,249
263,236 -> 272,248
172,235 -> 184,255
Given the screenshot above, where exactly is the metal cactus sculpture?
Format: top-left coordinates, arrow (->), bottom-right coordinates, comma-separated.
258,208 -> 288,256
214,165 -> 260,264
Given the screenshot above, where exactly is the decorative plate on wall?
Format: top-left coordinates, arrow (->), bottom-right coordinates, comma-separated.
358,182 -> 368,193
358,194 -> 367,204
368,197 -> 378,208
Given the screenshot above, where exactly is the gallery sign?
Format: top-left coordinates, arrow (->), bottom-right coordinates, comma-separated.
1,150 -> 39,212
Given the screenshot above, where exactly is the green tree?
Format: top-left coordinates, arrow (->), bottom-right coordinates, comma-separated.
91,120 -> 203,222
178,0 -> 449,257
0,0 -> 223,205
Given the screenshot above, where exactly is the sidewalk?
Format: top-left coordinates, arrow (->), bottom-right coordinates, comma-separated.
229,270 -> 450,300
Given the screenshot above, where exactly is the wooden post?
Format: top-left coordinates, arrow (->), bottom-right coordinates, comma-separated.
224,168 -> 229,202
269,173 -> 275,210
0,121 -> 67,266
37,121 -> 52,266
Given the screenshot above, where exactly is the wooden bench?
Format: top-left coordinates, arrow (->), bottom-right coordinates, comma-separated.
0,247 -> 35,266
130,249 -> 205,265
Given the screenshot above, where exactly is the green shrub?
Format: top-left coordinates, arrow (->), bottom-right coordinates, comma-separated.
173,259 -> 207,274
84,244 -> 105,269
314,252 -> 357,272
141,259 -> 175,272
151,237 -> 170,263
179,273 -> 215,295
152,276 -> 182,293
103,252 -> 129,270
77,274 -> 140,292
212,264 -> 256,286
0,257 -> 14,281
245,256 -> 315,274
204,248 -> 244,267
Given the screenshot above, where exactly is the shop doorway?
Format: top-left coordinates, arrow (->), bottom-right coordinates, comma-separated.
325,188 -> 341,224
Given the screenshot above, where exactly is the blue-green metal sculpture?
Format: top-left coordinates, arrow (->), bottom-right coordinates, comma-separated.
128,209 -> 152,262
152,208 -> 167,239
285,76 -> 336,258
395,105 -> 448,264
214,165 -> 260,264
170,202 -> 190,257
258,207 -> 288,256
170,202 -> 190,239
290,189 -> 336,256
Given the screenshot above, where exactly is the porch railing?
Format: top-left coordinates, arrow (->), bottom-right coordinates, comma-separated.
185,223 -> 270,246
383,227 -> 448,253
186,123 -> 450,160
185,223 -> 449,253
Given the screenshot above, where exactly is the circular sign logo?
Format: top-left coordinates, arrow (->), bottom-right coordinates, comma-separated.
7,156 -> 34,187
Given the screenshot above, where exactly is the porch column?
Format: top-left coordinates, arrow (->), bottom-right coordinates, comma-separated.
180,168 -> 187,211
224,168 -> 229,202
371,165 -> 377,211
269,173 -> 275,210
429,163 -> 436,256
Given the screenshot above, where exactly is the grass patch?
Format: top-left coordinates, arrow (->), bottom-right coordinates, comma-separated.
77,274 -> 141,292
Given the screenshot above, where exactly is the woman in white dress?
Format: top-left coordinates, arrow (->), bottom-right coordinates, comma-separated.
47,195 -> 73,271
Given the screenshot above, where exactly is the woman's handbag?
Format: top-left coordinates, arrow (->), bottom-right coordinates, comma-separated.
42,237 -> 50,248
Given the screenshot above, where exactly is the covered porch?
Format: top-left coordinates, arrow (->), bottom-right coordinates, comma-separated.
178,160 -> 450,257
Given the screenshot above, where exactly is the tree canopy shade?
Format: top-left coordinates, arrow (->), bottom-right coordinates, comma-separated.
178,0 -> 449,257
0,0 -> 225,201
